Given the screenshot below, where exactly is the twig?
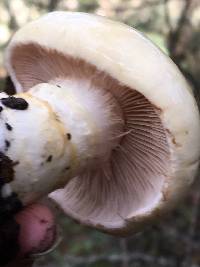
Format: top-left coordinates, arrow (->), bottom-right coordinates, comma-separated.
3,0 -> 19,31
163,0 -> 173,33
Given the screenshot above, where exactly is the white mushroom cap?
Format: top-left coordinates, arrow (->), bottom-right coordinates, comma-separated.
4,12 -> 200,235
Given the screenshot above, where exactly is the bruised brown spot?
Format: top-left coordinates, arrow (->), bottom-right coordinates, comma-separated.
166,128 -> 182,148
172,137 -> 182,147
67,133 -> 71,140
172,137 -> 176,145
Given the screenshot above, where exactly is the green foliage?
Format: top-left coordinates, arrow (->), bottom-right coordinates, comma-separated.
78,0 -> 99,12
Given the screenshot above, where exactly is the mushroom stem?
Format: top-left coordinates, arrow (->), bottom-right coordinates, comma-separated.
0,79 -> 124,205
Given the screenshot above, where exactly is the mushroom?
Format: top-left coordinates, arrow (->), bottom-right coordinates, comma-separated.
1,11 -> 200,236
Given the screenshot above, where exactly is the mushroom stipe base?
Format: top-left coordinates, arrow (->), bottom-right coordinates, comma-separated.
0,153 -> 22,266
0,152 -> 22,223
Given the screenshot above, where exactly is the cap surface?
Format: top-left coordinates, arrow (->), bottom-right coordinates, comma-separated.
5,11 -> 200,235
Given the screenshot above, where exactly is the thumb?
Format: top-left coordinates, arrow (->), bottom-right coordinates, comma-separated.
15,204 -> 57,257
2,204 -> 57,267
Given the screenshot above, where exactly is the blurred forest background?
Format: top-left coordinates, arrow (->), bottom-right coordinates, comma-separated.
0,0 -> 200,266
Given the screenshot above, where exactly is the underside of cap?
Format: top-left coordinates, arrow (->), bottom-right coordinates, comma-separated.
5,12 -> 200,235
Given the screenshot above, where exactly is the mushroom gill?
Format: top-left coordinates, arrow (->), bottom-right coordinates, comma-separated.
10,43 -> 170,228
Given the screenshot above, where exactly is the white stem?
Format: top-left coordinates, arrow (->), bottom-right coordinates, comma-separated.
0,79 -> 124,205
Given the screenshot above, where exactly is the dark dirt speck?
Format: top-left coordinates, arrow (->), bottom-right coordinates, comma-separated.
1,96 -> 28,110
67,133 -> 72,140
5,123 -> 12,131
46,155 -> 53,162
5,140 -> 10,150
